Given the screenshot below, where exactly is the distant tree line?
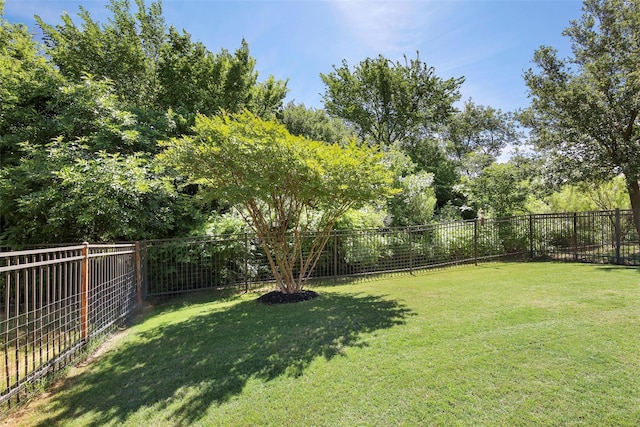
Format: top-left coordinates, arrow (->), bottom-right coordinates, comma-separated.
0,0 -> 637,247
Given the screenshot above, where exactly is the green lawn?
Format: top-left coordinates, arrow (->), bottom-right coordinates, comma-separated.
7,262 -> 640,426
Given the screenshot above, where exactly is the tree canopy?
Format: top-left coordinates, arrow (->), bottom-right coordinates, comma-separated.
36,0 -> 165,108
0,0 -> 288,245
0,9 -> 62,168
321,53 -> 463,146
444,100 -> 520,179
460,163 -> 529,217
160,110 -> 396,293
280,101 -> 354,144
0,140 -> 188,243
523,0 -> 640,235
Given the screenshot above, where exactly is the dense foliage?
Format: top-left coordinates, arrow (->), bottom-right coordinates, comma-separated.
1,0 -> 637,249
523,0 -> 640,237
321,53 -> 463,147
160,111 -> 395,293
0,0 -> 287,245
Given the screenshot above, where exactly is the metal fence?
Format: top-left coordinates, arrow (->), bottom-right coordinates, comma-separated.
1,209 -> 639,410
142,215 -> 542,296
144,209 -> 639,297
530,210 -> 640,264
0,243 -> 144,409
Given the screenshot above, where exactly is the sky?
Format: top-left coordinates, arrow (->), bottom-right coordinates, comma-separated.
4,0 -> 585,114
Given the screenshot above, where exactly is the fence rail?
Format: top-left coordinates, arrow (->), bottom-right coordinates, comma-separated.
0,243 -> 144,409
530,210 -> 640,264
144,209 -> 640,297
1,209 -> 639,411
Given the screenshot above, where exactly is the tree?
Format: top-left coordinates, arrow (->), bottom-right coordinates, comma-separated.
280,101 -> 354,144
0,19 -> 194,245
522,0 -> 640,238
401,135 -> 461,212
443,100 -> 521,178
0,9 -> 62,168
388,171 -> 437,226
587,175 -> 631,211
531,176 -> 631,213
4,0 -> 287,245
321,53 -> 463,146
380,147 -> 438,226
0,140 -> 193,244
36,0 -> 165,108
157,32 -> 287,120
461,163 -> 528,217
160,111 -> 395,294
36,0 -> 287,119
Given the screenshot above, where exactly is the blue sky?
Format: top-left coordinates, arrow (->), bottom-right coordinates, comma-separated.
5,0 -> 584,113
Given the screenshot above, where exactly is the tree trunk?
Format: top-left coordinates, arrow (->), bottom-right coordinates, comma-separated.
625,175 -> 640,246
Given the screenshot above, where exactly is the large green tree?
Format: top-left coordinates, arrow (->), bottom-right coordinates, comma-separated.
460,162 -> 529,217
157,32 -> 287,121
321,54 -> 463,217
280,101 -> 354,144
443,100 -> 521,178
160,111 -> 395,294
0,1 -> 210,245
36,0 -> 287,120
0,8 -> 62,167
36,0 -> 166,108
0,72 -> 198,245
321,53 -> 463,147
0,0 -> 290,245
523,0 -> 640,237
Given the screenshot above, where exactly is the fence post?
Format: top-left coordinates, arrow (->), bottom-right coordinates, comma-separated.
573,212 -> 578,260
333,231 -> 338,281
408,227 -> 414,274
135,241 -> 143,312
80,242 -> 89,341
473,219 -> 478,266
529,214 -> 534,260
244,232 -> 249,293
615,208 -> 621,264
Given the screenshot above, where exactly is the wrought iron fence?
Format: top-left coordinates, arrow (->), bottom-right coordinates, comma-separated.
0,243 -> 144,409
530,210 -> 640,264
1,209 -> 639,411
144,209 -> 639,296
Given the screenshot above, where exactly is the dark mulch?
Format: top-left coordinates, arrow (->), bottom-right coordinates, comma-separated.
256,290 -> 319,305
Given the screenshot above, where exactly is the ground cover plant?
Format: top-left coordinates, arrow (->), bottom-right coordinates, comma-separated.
5,262 -> 640,426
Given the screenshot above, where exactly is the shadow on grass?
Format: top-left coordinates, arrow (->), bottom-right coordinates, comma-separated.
596,264 -> 640,273
38,292 -> 411,426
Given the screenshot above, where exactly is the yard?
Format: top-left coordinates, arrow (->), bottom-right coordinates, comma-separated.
5,262 -> 640,426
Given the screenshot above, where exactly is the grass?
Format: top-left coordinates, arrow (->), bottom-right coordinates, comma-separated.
4,262 -> 640,426
1,328 -> 82,392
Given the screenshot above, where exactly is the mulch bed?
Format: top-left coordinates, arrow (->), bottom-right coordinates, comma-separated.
256,290 -> 319,305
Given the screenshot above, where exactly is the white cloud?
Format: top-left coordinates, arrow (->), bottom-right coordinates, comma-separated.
329,0 -> 453,56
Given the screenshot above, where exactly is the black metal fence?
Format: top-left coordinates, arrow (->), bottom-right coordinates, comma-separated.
530,210 -> 640,264
1,209 -> 639,411
143,209 -> 640,297
0,243 -> 144,411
